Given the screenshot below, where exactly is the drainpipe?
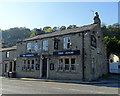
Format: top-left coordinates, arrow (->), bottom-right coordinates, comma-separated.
82,31 -> 85,81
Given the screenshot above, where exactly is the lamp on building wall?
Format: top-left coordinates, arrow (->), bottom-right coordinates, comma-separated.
70,42 -> 72,47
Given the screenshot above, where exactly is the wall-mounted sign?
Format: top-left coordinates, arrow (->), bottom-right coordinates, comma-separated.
50,63 -> 54,70
53,50 -> 80,56
20,53 -> 38,58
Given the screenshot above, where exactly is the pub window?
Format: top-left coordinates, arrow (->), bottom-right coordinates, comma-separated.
27,43 -> 32,52
91,35 -> 97,48
54,41 -> 59,50
31,64 -> 34,69
6,51 -> 10,58
65,58 -> 69,71
43,40 -> 48,51
27,63 -> 30,69
64,37 -> 71,49
24,60 -> 26,64
36,64 -> 40,70
28,60 -> 30,64
32,60 -> 34,64
31,60 -> 35,69
31,43 -> 35,52
58,58 -> 76,72
23,60 -> 26,70
58,59 -> 63,71
34,43 -> 41,52
54,38 -> 59,50
71,58 -> 76,71
23,65 -> 26,70
27,60 -> 30,69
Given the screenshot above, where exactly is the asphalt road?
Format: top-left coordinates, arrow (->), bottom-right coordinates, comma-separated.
1,77 -> 119,94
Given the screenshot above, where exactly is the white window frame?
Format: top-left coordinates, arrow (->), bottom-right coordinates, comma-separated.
27,43 -> 32,51
6,51 -> 10,58
64,37 -> 71,49
64,58 -> 70,71
71,58 -> 76,72
43,40 -> 48,51
34,43 -> 41,52
57,57 -> 77,72
58,59 -> 64,71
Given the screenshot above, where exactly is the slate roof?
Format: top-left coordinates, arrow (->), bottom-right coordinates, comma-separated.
0,46 -> 17,52
19,24 -> 98,42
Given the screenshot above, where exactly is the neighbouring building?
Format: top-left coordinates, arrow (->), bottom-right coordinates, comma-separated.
0,46 -> 17,76
16,12 -> 107,81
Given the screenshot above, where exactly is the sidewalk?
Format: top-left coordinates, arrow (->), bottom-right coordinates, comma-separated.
6,74 -> 120,84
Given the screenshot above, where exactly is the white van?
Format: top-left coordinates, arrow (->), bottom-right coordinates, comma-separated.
109,63 -> 120,74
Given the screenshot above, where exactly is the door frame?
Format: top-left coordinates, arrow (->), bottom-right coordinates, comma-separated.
42,58 -> 48,78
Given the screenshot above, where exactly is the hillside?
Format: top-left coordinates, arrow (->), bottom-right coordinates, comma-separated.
2,27 -> 32,47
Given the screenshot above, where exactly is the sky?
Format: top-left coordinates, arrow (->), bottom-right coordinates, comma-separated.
0,2 -> 118,30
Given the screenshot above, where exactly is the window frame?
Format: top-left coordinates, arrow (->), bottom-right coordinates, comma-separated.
63,37 -> 71,49
58,58 -> 64,71
71,58 -> 76,71
6,51 -> 10,58
57,56 -> 77,72
43,40 -> 48,51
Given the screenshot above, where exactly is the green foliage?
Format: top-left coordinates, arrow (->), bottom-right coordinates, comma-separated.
30,31 -> 37,37
102,23 -> 120,57
102,24 -> 120,40
104,36 -> 120,57
2,27 -> 31,47
44,28 -> 54,33
67,25 -> 77,29
43,26 -> 51,31
53,26 -> 58,32
60,26 -> 66,31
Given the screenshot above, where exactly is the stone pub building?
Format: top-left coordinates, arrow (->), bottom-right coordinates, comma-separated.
16,12 -> 107,81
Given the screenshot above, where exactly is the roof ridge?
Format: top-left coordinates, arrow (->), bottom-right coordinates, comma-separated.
21,23 -> 98,42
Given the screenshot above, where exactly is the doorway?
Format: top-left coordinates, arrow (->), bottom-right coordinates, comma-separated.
42,58 -> 47,78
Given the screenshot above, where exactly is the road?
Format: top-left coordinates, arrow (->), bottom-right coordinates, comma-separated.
1,77 -> 119,94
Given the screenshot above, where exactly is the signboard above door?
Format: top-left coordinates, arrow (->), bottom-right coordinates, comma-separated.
20,53 -> 38,58
53,50 -> 80,56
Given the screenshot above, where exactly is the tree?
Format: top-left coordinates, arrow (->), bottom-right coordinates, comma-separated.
53,26 -> 58,32
43,26 -> 51,31
30,31 -> 37,37
2,27 -> 31,47
67,25 -> 77,29
60,26 -> 66,31
44,28 -> 54,33
104,36 -> 120,57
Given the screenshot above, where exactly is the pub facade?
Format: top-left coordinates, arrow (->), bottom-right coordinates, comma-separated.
16,12 -> 108,81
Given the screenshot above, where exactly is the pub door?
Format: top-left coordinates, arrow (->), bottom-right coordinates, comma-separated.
42,58 -> 47,78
